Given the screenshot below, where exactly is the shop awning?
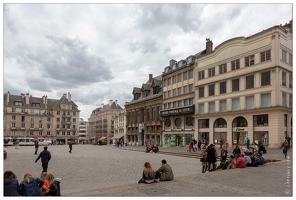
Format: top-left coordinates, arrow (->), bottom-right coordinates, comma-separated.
111,134 -> 124,140
99,136 -> 107,140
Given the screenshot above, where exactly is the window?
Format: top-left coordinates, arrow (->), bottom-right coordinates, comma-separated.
12,123 -> 16,128
254,115 -> 268,126
219,64 -> 227,74
284,114 -> 288,127
57,111 -> 60,115
173,102 -> 177,108
177,87 -> 182,95
245,55 -> 254,67
198,71 -> 205,80
168,90 -> 171,98
289,94 -> 292,108
232,117 -> 248,127
199,87 -> 204,98
282,92 -> 287,107
282,50 -> 287,62
163,91 -> 167,98
220,82 -> 226,94
164,79 -> 168,87
232,98 -> 240,111
246,96 -> 254,110
186,117 -> 194,126
198,119 -> 209,128
282,71 -> 286,86
188,70 -> 193,79
47,124 -> 51,129
184,99 -> 188,106
209,84 -> 215,96
220,100 -> 227,112
183,86 -> 188,94
173,89 -> 177,97
178,100 -> 182,107
177,74 -> 182,82
47,117 -> 51,122
57,117 -> 60,122
261,71 -> 270,86
214,118 -> 227,128
167,77 -> 171,85
209,102 -> 215,113
232,79 -> 239,92
208,67 -> 215,77
30,116 -> 34,122
189,98 -> 193,105
30,124 -> 34,128
289,74 -> 292,88
14,101 -> 23,106
189,84 -> 193,92
260,50 -> 271,62
172,76 -> 176,84
183,72 -> 188,80
246,75 -> 254,89
198,103 -> 204,114
39,124 -> 43,128
12,108 -> 16,113
231,59 -> 240,70
175,118 -> 181,128
261,93 -> 271,107
289,54 -> 292,65
12,115 -> 16,121
165,119 -> 171,127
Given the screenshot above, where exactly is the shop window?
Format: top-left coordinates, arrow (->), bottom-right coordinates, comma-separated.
214,132 -> 227,144
214,118 -> 227,128
232,116 -> 248,127
198,132 -> 209,145
198,119 -> 209,128
232,132 -> 247,145
253,132 -> 268,145
253,115 -> 268,126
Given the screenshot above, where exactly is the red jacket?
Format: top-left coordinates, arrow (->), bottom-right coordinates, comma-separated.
235,156 -> 246,168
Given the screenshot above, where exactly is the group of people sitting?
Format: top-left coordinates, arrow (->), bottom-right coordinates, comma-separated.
4,170 -> 61,196
138,159 -> 174,184
200,143 -> 267,173
145,145 -> 159,153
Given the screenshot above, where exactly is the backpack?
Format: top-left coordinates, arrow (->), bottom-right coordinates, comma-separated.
262,146 -> 267,154
284,143 -> 289,149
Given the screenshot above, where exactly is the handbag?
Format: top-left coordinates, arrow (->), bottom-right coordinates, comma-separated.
200,157 -> 206,162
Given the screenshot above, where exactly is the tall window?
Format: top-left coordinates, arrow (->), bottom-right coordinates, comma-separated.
220,100 -> 227,112
282,50 -> 287,62
177,87 -> 182,95
209,102 -> 215,113
198,103 -> 204,114
220,82 -> 226,94
232,79 -> 239,92
282,71 -> 286,86
177,74 -> 182,82
282,92 -> 287,107
183,72 -> 188,80
289,54 -> 292,65
254,115 -> 268,126
231,59 -> 240,71
184,99 -> 188,106
246,75 -> 254,89
198,71 -> 205,80
219,63 -> 227,74
189,84 -> 193,92
172,76 -> 176,84
245,55 -> 254,67
209,84 -> 215,96
261,93 -> 271,107
168,90 -> 171,98
260,50 -> 271,62
199,87 -> 204,98
167,77 -> 171,85
246,96 -> 254,110
189,98 -> 193,105
178,100 -> 182,107
198,119 -> 209,128
183,86 -> 188,94
173,89 -> 177,97
261,71 -> 270,86
289,74 -> 292,88
289,94 -> 292,108
232,98 -> 240,111
188,70 -> 193,79
208,67 -> 215,77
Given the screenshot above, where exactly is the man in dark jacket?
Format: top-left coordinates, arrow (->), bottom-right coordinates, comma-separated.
34,140 -> 39,155
35,146 -> 51,173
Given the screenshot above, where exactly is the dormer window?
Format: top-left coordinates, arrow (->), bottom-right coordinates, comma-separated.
186,56 -> 195,65
14,101 -> 23,106
32,103 -> 41,107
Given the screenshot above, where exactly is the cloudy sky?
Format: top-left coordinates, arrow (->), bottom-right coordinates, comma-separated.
2,2 -> 293,120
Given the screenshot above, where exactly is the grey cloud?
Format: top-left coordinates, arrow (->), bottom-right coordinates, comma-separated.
129,37 -> 159,54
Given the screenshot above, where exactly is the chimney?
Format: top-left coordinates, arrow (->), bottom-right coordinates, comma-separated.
115,100 -> 118,107
149,74 -> 153,83
68,92 -> 71,102
21,93 -> 25,98
109,100 -> 113,106
6,91 -> 10,105
42,95 -> 46,104
45,95 -> 48,107
25,93 -> 30,105
101,103 -> 104,108
206,38 -> 213,54
63,93 -> 67,98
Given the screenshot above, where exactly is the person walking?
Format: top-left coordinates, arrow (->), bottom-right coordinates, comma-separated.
246,137 -> 250,150
206,144 -> 217,172
219,138 -> 223,149
35,146 -> 51,173
34,140 -> 39,155
15,139 -> 19,149
155,159 -> 174,181
69,142 -> 72,153
197,140 -> 202,151
280,139 -> 290,159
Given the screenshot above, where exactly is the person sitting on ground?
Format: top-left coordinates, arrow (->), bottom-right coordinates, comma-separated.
220,146 -> 228,161
40,172 -> 50,195
19,173 -> 44,196
138,162 -> 155,184
251,152 -> 260,167
4,170 -> 20,196
44,173 -> 61,196
250,142 -> 258,153
155,159 -> 174,181
232,145 -> 241,156
146,145 -> 151,153
235,154 -> 246,168
227,155 -> 235,169
243,151 -> 253,167
216,159 -> 228,170
152,146 -> 159,153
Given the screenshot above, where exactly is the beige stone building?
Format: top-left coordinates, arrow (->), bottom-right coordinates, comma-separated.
88,100 -> 123,144
194,20 -> 293,148
160,56 -> 200,147
3,92 -> 80,144
125,74 -> 162,146
113,108 -> 126,144
78,118 -> 88,143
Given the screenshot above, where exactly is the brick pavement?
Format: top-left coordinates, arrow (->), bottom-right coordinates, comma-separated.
3,145 -> 293,197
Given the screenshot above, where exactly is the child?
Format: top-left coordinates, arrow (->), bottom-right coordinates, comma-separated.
41,172 -> 49,195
